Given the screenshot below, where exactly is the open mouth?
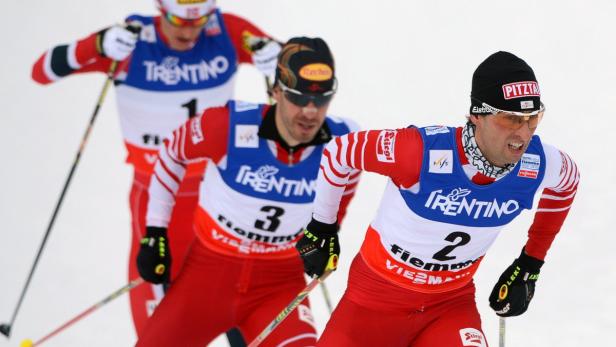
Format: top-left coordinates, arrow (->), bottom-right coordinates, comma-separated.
508,141 -> 524,151
298,122 -> 316,132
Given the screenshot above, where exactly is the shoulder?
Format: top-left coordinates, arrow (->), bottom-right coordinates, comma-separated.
220,12 -> 253,28
200,104 -> 232,125
229,100 -> 262,114
124,14 -> 153,25
538,140 -> 579,190
325,115 -> 361,135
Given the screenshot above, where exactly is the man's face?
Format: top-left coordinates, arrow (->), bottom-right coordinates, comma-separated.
272,86 -> 331,146
470,113 -> 539,167
159,14 -> 206,51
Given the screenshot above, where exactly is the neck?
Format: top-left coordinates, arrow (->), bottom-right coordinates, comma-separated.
462,122 -> 514,180
274,110 -> 300,147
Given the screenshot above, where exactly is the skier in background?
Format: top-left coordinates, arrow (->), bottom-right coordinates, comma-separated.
32,0 -> 281,343
135,36 -> 360,346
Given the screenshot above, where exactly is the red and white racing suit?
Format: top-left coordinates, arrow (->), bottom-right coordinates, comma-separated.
136,101 -> 360,346
31,11 -> 272,335
312,126 -> 579,347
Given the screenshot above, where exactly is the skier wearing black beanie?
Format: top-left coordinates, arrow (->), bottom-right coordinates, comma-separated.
296,51 -> 580,346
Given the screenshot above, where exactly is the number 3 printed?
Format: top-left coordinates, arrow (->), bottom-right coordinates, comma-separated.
254,206 -> 285,232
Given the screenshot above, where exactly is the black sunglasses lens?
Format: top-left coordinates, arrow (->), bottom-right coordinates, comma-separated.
285,92 -> 310,107
313,94 -> 333,107
284,91 -> 333,107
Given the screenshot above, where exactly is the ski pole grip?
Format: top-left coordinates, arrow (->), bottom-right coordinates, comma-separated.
326,254 -> 338,272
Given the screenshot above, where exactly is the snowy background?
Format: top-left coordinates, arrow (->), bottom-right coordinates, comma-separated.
1,0 -> 615,346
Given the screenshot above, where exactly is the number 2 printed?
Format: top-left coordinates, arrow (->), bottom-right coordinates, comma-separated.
432,232 -> 471,261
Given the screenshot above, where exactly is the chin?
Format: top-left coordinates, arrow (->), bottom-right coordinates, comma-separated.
173,40 -> 195,50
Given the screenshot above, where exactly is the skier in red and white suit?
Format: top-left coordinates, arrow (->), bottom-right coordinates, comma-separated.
135,37 -> 360,346
31,0 -> 280,338
295,51 -> 580,347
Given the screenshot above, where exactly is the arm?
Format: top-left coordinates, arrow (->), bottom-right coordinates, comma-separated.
489,145 -> 579,317
32,32 -> 111,84
296,128 -> 424,277
146,106 -> 230,228
221,13 -> 275,64
524,147 -> 580,260
32,22 -> 140,84
314,128 -> 424,223
336,170 -> 361,223
138,106 -> 229,284
221,13 -> 280,78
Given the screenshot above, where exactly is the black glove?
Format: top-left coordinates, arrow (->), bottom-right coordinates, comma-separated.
295,218 -> 340,278
136,226 -> 171,284
489,248 -> 544,317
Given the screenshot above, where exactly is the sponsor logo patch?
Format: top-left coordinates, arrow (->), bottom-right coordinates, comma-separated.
185,7 -> 201,18
204,12 -> 221,36
376,130 -> 396,163
190,116 -> 204,144
517,153 -> 540,179
425,126 -> 450,135
520,100 -> 534,109
234,101 -> 259,112
299,63 -> 333,81
471,105 -> 491,114
459,328 -> 487,347
143,55 -> 229,85
235,125 -> 259,148
178,0 -> 207,4
502,81 -> 540,100
425,187 -> 521,219
429,150 -> 453,174
235,165 -> 316,197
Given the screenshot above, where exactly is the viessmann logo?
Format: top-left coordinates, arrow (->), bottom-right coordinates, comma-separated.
143,55 -> 230,85
425,187 -> 520,219
235,165 -> 316,197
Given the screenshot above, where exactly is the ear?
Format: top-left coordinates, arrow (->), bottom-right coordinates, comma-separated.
468,114 -> 482,127
272,85 -> 283,104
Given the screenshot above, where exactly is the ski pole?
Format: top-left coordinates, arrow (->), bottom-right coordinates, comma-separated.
265,76 -> 274,104
499,317 -> 505,347
319,282 -> 333,314
247,255 -> 338,347
0,61 -> 118,338
19,278 -> 144,347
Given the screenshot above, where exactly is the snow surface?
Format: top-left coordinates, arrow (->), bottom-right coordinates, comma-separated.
1,0 -> 615,346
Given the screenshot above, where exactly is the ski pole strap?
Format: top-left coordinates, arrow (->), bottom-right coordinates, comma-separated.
248,255 -> 337,347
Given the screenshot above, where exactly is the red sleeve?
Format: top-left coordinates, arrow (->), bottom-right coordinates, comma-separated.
313,128 -> 422,224
322,128 -> 423,189
221,13 -> 273,64
168,105 -> 230,164
336,171 -> 361,223
32,32 -> 113,84
524,151 -> 580,260
150,106 -> 230,206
